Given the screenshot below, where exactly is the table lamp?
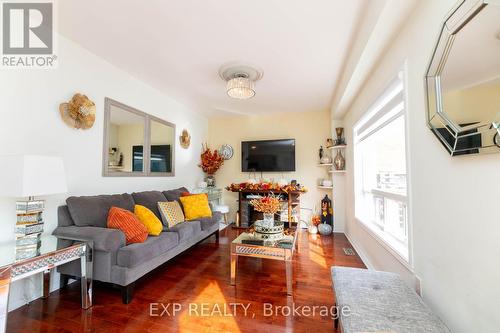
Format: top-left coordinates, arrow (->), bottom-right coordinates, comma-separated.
0,155 -> 67,247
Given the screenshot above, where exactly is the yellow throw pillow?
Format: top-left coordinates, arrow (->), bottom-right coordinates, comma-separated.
179,193 -> 212,221
134,205 -> 163,236
158,201 -> 185,228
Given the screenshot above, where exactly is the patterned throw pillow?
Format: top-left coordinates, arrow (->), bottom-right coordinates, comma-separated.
158,201 -> 185,228
107,207 -> 148,244
134,205 -> 163,236
179,193 -> 212,221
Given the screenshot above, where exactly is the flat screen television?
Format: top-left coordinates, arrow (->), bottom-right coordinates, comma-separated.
132,145 -> 171,172
241,139 -> 295,172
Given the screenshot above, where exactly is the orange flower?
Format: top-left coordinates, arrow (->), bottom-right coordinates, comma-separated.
249,194 -> 281,214
199,143 -> 224,175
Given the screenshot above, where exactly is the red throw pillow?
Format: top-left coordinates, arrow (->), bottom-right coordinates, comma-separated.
107,207 -> 148,244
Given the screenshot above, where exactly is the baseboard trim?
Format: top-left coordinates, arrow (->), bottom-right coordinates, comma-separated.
343,231 -> 375,270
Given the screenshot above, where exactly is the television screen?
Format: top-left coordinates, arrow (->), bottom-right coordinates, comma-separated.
132,145 -> 171,172
242,139 -> 295,172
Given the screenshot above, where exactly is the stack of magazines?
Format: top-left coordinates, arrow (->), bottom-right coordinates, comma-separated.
15,200 -> 44,261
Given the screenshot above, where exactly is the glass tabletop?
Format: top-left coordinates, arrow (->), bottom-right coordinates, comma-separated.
232,230 -> 296,249
0,235 -> 65,268
192,187 -> 222,194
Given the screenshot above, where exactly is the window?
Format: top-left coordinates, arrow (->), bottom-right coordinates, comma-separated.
354,71 -> 409,261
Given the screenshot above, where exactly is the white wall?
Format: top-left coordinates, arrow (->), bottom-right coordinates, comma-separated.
340,1 -> 500,332
208,111 -> 334,228
0,35 -> 208,310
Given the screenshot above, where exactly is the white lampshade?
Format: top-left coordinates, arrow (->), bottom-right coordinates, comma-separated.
0,155 -> 67,198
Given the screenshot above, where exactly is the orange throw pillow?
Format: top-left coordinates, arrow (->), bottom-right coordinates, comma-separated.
181,191 -> 208,199
107,207 -> 148,244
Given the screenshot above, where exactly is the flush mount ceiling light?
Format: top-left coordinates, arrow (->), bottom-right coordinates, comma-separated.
219,63 -> 263,100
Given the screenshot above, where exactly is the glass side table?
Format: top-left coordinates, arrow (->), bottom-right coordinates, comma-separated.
191,187 -> 223,206
0,235 -> 93,333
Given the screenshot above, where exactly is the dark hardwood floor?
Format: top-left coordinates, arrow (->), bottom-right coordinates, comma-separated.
8,227 -> 365,333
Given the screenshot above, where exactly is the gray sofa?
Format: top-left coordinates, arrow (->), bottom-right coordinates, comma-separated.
52,187 -> 221,303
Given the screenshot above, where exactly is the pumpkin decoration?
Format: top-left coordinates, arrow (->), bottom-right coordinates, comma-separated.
59,93 -> 96,130
179,129 -> 191,149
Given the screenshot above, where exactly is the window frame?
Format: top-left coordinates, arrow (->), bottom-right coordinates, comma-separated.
353,67 -> 413,267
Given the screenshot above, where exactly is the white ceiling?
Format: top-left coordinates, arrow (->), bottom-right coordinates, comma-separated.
58,0 -> 369,117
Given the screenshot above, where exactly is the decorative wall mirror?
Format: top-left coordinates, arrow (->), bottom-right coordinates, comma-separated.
103,98 -> 175,176
425,0 -> 500,156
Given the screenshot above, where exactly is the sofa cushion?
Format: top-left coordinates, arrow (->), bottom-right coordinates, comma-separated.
164,221 -> 201,242
158,201 -> 185,228
107,207 -> 148,244
179,194 -> 212,221
198,211 -> 222,231
163,187 -> 189,202
131,191 -> 167,219
67,193 -> 135,227
117,232 -> 179,268
134,205 -> 163,236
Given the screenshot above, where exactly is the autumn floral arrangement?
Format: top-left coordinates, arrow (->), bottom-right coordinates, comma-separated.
249,194 -> 281,215
199,143 -> 224,175
225,182 -> 307,193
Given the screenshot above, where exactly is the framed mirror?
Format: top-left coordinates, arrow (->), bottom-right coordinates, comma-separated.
103,98 -> 175,176
425,0 -> 500,156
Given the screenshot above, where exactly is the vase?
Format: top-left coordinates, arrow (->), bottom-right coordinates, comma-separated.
335,127 -> 345,145
205,175 -> 216,187
318,223 -> 333,236
333,149 -> 345,170
263,213 -> 274,227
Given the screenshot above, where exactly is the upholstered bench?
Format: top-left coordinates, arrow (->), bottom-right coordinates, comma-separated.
331,266 -> 451,333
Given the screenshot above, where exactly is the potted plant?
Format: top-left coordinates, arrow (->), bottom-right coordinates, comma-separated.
199,143 -> 224,187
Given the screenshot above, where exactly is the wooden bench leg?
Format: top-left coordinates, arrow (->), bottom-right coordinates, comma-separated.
215,230 -> 220,243
334,302 -> 339,329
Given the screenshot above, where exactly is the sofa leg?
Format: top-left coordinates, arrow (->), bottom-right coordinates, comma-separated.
215,230 -> 220,243
121,283 -> 135,304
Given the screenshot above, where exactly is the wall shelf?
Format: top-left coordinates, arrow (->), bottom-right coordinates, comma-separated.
318,163 -> 333,166
317,186 -> 333,190
329,170 -> 346,174
328,145 -> 346,149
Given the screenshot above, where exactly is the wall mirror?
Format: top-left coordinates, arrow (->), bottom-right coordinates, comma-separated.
103,98 -> 175,176
425,0 -> 500,156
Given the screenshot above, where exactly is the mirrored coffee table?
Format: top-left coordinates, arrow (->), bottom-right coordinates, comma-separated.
230,227 -> 298,295
0,235 -> 92,333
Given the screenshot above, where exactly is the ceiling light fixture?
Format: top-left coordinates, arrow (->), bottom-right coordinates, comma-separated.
219,63 -> 263,100
227,73 -> 255,99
